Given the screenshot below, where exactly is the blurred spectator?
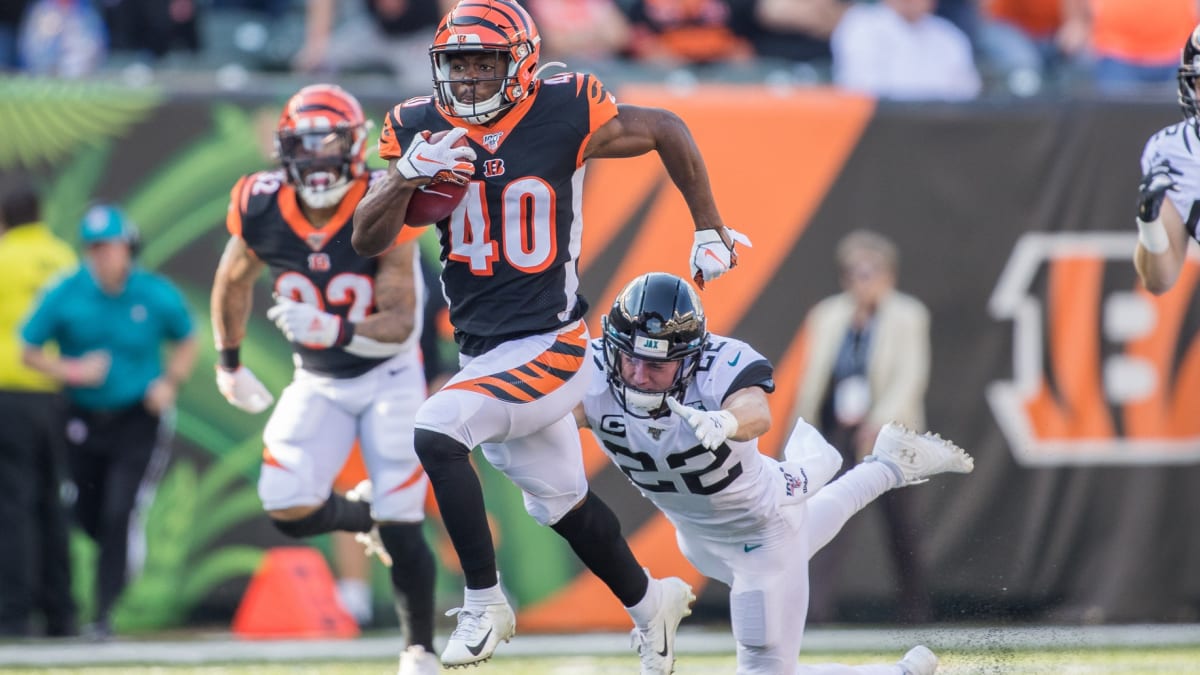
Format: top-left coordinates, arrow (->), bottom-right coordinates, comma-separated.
933,0 -> 978,38
293,0 -> 455,92
793,230 -> 935,624
1059,0 -> 1198,93
99,0 -> 199,61
733,0 -> 848,75
978,0 -> 1063,93
21,204 -> 197,639
524,0 -> 632,64
0,177 -> 79,638
17,0 -> 107,77
621,0 -> 754,66
0,0 -> 34,70
832,0 -> 981,100
210,0 -> 292,16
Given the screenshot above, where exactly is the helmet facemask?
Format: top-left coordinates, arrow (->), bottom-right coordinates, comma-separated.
431,48 -> 521,125
602,322 -> 701,419
277,128 -> 362,209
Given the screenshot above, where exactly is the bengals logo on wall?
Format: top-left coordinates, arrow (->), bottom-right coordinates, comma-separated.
988,232 -> 1200,466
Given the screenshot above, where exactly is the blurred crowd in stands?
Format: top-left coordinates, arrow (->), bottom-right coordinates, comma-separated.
0,0 -> 1196,99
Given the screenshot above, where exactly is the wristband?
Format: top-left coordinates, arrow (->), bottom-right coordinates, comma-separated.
218,347 -> 241,370
1137,216 -> 1170,255
334,320 -> 356,347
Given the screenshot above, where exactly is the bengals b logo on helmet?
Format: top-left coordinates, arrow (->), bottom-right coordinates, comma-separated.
988,232 -> 1200,466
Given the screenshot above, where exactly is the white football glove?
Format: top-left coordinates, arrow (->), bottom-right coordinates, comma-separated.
395,127 -> 476,186
267,297 -> 343,349
666,397 -> 739,450
215,366 -> 274,414
690,227 -> 752,289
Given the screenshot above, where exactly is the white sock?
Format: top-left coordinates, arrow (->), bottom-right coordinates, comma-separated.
464,582 -> 507,607
626,574 -> 663,629
336,578 -> 373,626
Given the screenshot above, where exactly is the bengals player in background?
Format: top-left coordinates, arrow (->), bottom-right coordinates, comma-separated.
1135,24 -> 1200,294
210,84 -> 439,675
351,0 -> 750,671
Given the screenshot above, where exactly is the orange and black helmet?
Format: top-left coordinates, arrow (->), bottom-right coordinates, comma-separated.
429,0 -> 541,124
275,84 -> 369,208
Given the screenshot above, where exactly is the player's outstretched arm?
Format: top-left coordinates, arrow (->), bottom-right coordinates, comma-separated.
351,240 -> 420,346
211,236 -> 265,351
352,159 -> 421,257
667,386 -> 771,450
585,104 -> 725,233
211,236 -> 274,413
1134,197 -> 1190,294
585,104 -> 749,287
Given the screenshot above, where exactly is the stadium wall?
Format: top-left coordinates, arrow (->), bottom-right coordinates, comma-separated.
3,79 -> 1197,631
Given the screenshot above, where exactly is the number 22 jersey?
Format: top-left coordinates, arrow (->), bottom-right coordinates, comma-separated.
580,335 -> 783,539
379,72 -> 618,354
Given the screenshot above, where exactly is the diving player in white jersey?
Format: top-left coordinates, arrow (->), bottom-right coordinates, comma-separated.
1135,23 -> 1200,294
575,272 -> 975,675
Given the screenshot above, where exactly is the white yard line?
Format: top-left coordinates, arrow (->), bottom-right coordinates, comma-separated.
0,625 -> 1196,666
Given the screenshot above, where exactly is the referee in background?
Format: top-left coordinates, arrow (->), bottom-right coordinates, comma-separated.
0,177 -> 79,638
20,204 -> 197,639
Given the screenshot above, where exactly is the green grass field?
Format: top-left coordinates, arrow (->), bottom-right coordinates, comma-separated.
5,648 -> 1200,674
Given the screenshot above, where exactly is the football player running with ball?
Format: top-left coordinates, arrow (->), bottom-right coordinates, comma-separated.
1135,24 -> 1200,294
211,84 -> 439,675
576,272 -> 974,675
352,0 -> 749,671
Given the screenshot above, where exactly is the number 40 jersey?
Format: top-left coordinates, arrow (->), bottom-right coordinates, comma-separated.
580,334 -> 784,539
379,72 -> 619,352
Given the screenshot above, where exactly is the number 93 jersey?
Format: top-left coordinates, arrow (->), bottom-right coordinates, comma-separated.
580,334 -> 783,539
227,169 -> 418,378
379,72 -> 618,350
1142,121 -> 1200,243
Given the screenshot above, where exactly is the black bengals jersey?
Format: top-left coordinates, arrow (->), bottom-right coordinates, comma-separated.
379,72 -> 619,355
226,169 -> 412,378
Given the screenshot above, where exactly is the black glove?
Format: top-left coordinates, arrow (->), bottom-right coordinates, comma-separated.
1138,161 -> 1182,222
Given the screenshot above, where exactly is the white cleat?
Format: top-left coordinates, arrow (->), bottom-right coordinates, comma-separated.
345,480 -> 393,567
868,422 -> 974,486
897,645 -> 939,675
631,577 -> 696,675
440,602 -> 516,668
398,644 -> 441,675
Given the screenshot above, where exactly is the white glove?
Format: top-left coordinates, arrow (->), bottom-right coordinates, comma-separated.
215,366 -> 274,414
395,127 -> 476,186
690,227 -> 752,289
267,297 -> 343,349
667,397 -> 739,450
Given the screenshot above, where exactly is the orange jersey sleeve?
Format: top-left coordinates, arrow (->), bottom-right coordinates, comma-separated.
225,175 -> 251,237
379,102 -> 416,161
580,73 -> 618,134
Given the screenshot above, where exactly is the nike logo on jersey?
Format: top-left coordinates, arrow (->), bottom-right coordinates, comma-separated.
727,352 -> 742,366
388,367 -> 404,376
466,628 -> 493,656
743,543 -> 763,553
